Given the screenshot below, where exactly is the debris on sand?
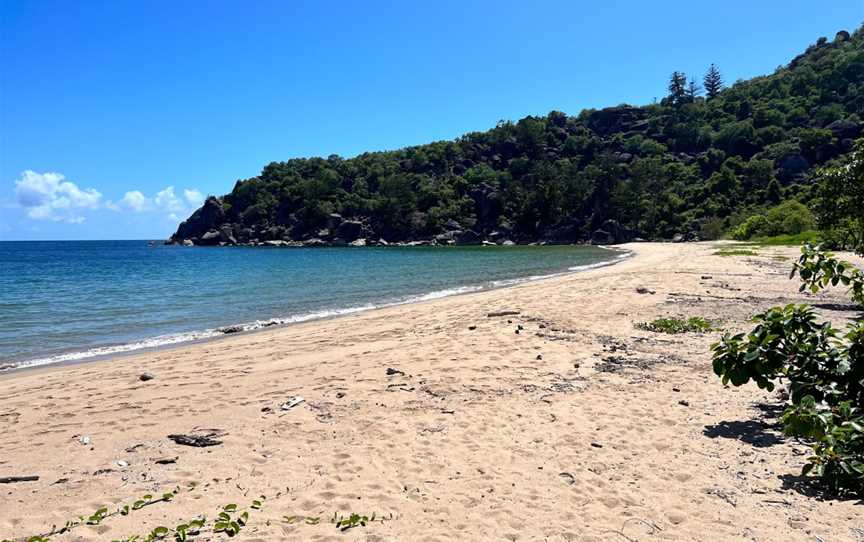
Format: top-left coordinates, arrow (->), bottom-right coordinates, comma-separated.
487,310 -> 521,317
0,475 -> 39,484
139,372 -> 155,381
168,432 -> 223,447
280,396 -> 305,411
386,367 -> 405,376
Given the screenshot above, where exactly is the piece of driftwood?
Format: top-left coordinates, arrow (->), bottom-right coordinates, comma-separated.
487,310 -> 521,317
167,434 -> 222,447
0,475 -> 39,483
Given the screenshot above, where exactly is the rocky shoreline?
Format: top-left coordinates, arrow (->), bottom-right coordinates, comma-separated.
165,196 -> 659,248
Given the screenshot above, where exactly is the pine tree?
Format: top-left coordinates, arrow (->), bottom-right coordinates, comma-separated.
667,71 -> 688,106
704,64 -> 724,100
686,78 -> 701,101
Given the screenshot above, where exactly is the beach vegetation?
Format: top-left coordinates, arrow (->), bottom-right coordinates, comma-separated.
636,316 -> 713,334
712,244 -> 864,495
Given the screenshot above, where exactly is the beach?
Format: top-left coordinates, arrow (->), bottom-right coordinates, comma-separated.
1,242 -> 862,541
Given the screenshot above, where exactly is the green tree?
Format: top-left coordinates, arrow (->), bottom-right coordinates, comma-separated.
703,63 -> 724,99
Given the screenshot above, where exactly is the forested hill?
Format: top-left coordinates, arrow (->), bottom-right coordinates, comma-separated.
170,27 -> 863,247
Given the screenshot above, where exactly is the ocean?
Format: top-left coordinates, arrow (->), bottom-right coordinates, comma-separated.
0,241 -> 627,371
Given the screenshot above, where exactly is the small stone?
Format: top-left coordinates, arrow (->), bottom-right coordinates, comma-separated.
468,325 -> 477,331
672,387 -> 681,392
536,354 -> 543,360
78,435 -> 91,445
155,457 -> 178,465
116,460 -> 129,468
139,372 -> 155,382
591,442 -> 603,448
678,400 -> 690,407
386,367 -> 405,376
336,391 -> 346,398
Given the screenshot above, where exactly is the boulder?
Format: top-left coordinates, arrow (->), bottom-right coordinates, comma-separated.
303,238 -> 328,247
501,239 -> 516,246
455,230 -> 482,246
181,239 -> 194,247
219,225 -> 237,245
589,220 -> 630,245
586,106 -> 648,137
444,219 -> 462,231
826,119 -> 861,141
326,213 -> 343,231
198,230 -> 222,246
335,220 -> 363,241
349,238 -> 367,247
777,152 -> 810,183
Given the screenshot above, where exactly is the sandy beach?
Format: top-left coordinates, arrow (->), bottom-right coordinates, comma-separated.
2,242 -> 862,541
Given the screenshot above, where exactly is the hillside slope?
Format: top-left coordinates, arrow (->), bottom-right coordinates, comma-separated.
170,28 -> 863,247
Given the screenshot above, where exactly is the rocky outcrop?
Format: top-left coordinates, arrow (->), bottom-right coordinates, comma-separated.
590,220 -> 632,245
585,106 -> 649,137
170,197 -> 225,242
335,220 -> 364,242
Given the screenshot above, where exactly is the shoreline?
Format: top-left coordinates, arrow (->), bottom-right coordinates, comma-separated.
1,245 -> 633,376
3,241 -> 862,541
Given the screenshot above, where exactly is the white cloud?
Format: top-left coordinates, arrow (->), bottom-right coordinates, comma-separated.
13,171 -> 206,226
154,186 -> 185,213
14,170 -> 102,223
184,188 -> 204,207
121,190 -> 151,212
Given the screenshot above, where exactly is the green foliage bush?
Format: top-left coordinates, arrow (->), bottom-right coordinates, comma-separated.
729,200 -> 815,240
712,244 -> 864,495
814,139 -> 864,255
636,316 -> 713,334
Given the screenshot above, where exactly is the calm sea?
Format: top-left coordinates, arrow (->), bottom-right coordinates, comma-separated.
0,241 -> 627,371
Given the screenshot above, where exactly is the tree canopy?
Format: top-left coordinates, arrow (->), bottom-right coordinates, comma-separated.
171,27 -> 864,247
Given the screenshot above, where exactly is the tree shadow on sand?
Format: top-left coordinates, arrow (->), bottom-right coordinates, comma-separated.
779,474 -> 864,504
703,402 -> 786,448
702,419 -> 785,447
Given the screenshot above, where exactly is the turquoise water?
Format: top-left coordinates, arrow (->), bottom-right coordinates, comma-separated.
0,241 -> 626,370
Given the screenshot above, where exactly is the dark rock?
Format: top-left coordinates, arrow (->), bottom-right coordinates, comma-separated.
825,119 -> 861,141
776,152 -> 810,183
590,219 -> 630,245
139,372 -> 155,382
170,197 -> 225,243
335,220 -> 364,241
155,457 -> 178,465
586,106 -> 648,137
455,230 -> 482,245
386,367 -> 405,376
326,213 -> 343,231
444,219 -> 462,231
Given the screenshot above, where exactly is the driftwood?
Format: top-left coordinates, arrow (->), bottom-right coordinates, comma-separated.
487,310 -> 521,317
0,475 -> 39,483
167,434 -> 222,447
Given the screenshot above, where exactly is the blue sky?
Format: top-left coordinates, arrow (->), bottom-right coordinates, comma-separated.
1,1 -> 861,240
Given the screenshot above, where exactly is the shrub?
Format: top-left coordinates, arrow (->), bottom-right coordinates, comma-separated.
711,244 -> 864,495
